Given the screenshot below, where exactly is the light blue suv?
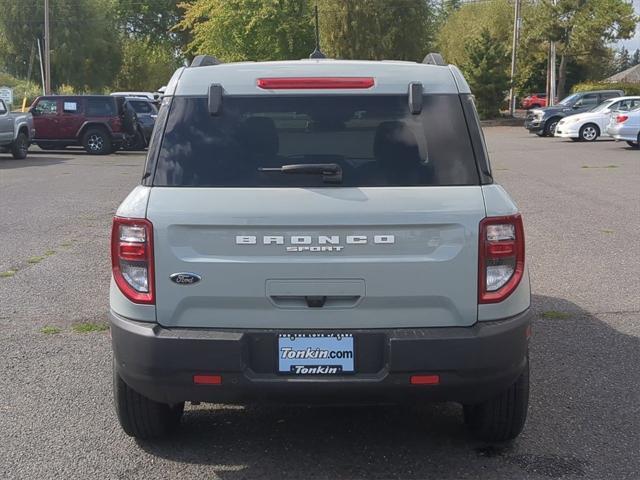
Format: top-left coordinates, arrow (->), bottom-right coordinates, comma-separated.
109,54 -> 532,442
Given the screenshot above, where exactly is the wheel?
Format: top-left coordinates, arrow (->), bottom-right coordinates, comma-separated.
122,129 -> 145,151
464,358 -> 529,442
535,132 -> 545,137
113,361 -> 184,439
10,132 -> 29,159
579,123 -> 599,142
82,127 -> 112,155
543,118 -> 560,137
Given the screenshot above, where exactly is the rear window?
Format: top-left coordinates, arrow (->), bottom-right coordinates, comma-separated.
86,98 -> 116,116
153,95 -> 479,187
129,100 -> 154,114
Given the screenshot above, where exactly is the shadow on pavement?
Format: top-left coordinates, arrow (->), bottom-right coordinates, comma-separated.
135,294 -> 639,479
0,156 -> 67,168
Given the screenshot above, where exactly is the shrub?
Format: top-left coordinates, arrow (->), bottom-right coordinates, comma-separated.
571,81 -> 640,96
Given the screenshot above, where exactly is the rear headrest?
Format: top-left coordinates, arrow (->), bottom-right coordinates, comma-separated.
240,116 -> 279,158
373,121 -> 421,166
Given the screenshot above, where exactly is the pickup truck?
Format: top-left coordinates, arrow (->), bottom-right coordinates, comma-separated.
0,99 -> 34,159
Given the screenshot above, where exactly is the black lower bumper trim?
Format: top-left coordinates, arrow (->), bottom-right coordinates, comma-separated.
111,310 -> 531,405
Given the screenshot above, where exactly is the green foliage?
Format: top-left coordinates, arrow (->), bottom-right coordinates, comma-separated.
462,29 -> 510,119
572,81 -> 640,96
114,38 -> 181,91
319,0 -> 437,61
0,0 -> 122,91
72,322 -> 109,334
0,72 -> 42,108
178,0 -> 315,62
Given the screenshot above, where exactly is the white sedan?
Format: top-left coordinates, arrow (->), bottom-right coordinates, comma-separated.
555,96 -> 640,142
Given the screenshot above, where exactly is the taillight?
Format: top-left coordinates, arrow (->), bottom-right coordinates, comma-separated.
111,217 -> 154,304
616,115 -> 629,123
478,214 -> 525,304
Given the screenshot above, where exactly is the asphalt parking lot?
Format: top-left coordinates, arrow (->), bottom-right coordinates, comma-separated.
1,130 -> 639,480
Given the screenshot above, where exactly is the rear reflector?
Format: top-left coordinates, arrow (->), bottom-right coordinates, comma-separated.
257,77 -> 375,90
193,375 -> 222,385
410,374 -> 440,385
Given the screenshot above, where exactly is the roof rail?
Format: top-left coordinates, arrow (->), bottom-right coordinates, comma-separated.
422,53 -> 446,66
190,55 -> 222,67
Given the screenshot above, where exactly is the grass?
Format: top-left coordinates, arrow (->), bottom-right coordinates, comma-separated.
60,241 -> 74,248
581,164 -> 619,169
601,229 -> 614,234
0,270 -> 17,278
44,249 -> 56,256
72,322 -> 109,334
27,256 -> 45,264
41,326 -> 62,335
541,310 -> 571,320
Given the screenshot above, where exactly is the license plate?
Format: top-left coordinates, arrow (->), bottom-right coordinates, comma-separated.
278,333 -> 354,375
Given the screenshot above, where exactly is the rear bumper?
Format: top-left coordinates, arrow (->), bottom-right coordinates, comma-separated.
111,309 -> 532,405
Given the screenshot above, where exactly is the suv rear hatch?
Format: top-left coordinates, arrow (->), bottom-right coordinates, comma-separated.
146,92 -> 486,329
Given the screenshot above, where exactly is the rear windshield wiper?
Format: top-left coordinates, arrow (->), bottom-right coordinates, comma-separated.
258,163 -> 342,184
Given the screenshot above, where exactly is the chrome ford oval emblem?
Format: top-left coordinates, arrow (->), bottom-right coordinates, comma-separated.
169,272 -> 201,285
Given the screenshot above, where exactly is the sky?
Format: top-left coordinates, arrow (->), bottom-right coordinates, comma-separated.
619,0 -> 640,51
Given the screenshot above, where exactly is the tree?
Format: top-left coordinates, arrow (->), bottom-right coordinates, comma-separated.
617,46 -> 631,72
0,0 -> 122,91
113,38 -> 182,91
178,0 -> 315,62
528,0 -> 637,98
633,49 -> 640,67
319,0 -> 437,61
463,29 -> 510,119
115,0 -> 190,54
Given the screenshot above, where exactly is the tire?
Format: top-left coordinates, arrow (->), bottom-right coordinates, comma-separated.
579,123 -> 599,142
543,118 -> 560,137
122,129 -> 145,151
113,361 -> 184,439
82,127 -> 112,155
464,358 -> 529,442
10,132 -> 29,159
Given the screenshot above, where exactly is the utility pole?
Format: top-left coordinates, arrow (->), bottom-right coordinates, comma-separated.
44,0 -> 51,95
548,0 -> 557,106
508,0 -> 521,116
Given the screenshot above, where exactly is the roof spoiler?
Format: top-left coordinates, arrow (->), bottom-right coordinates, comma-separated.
422,52 -> 446,66
191,55 -> 222,67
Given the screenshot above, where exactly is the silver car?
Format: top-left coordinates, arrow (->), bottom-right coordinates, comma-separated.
110,55 -> 532,442
606,106 -> 640,147
0,99 -> 34,159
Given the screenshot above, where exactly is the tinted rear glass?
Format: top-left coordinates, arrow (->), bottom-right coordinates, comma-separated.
130,100 -> 154,114
153,95 -> 479,187
86,98 -> 116,116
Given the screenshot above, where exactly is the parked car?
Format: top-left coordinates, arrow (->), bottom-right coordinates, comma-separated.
555,96 -> 640,142
521,93 -> 548,109
112,96 -> 158,151
606,107 -> 640,148
110,55 -> 532,442
0,99 -> 34,159
29,95 -> 126,155
524,90 -> 624,136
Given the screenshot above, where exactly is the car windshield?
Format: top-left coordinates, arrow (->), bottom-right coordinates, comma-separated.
558,93 -> 581,106
153,94 -> 480,188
